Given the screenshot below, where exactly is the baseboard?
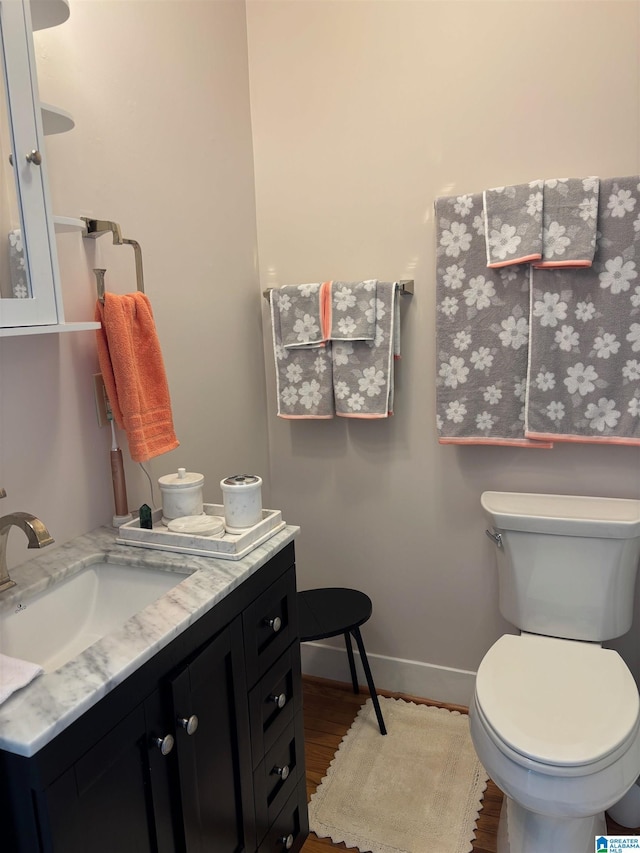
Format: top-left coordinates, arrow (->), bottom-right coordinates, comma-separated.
300,641 -> 477,708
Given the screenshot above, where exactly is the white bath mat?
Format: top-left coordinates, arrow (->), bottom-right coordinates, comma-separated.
308,696 -> 488,853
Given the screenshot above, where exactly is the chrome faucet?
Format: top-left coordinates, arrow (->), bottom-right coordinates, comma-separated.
0,488 -> 54,593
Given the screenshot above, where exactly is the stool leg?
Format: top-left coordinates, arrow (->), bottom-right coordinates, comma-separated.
351,627 -> 387,735
344,631 -> 359,694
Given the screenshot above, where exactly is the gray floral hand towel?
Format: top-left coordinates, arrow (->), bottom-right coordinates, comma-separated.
526,176 -> 640,444
435,192 -> 551,447
276,282 -> 329,348
270,288 -> 334,419
329,280 -> 377,340
534,178 -> 599,269
483,181 -> 543,268
332,281 -> 397,418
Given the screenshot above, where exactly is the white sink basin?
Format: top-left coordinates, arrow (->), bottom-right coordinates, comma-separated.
0,559 -> 189,672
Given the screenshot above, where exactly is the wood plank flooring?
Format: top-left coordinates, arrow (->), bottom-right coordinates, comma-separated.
301,676 -> 636,853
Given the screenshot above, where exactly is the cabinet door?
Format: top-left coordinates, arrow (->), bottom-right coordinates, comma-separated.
170,616 -> 255,853
37,704 -> 166,853
0,0 -> 60,327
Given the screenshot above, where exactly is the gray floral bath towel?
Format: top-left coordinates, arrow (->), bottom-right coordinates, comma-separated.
332,281 -> 397,418
526,176 -> 640,444
435,192 -> 551,447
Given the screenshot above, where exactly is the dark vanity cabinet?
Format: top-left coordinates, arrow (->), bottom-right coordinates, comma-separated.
0,542 -> 309,853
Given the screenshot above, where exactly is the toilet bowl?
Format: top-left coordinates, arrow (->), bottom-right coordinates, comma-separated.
470,634 -> 640,850
471,491 -> 640,853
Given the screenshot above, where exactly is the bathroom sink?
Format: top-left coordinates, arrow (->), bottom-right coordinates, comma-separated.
0,559 -> 190,673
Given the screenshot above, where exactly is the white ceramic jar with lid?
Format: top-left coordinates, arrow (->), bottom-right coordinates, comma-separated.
158,468 -> 204,524
220,474 -> 262,533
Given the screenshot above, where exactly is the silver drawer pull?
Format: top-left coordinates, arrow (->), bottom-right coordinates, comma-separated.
485,529 -> 503,548
279,834 -> 294,850
272,764 -> 290,780
269,692 -> 287,709
265,616 -> 282,633
177,714 -> 199,735
153,734 -> 175,756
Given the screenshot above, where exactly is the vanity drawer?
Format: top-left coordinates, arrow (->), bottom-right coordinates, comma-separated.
256,780 -> 309,853
253,711 -> 305,843
243,568 -> 297,688
249,644 -> 301,769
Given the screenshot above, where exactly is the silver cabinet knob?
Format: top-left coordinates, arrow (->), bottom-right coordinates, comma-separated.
269,692 -> 287,709
153,734 -> 175,756
26,150 -> 42,166
272,764 -> 290,780
177,714 -> 199,735
279,834 -> 294,850
265,616 -> 282,633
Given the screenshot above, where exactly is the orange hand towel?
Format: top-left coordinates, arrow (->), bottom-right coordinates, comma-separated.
95,292 -> 179,463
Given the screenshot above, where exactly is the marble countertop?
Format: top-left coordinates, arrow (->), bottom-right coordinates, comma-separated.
0,523 -> 299,757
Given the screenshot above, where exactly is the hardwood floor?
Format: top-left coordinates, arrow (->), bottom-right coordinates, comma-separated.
300,676 -> 636,853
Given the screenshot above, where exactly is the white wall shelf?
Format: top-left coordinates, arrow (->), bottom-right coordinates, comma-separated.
0,321 -> 99,338
53,216 -> 86,234
31,0 -> 69,31
41,103 -> 74,135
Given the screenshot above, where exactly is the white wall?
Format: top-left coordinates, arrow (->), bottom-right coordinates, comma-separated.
0,1 -> 269,565
246,0 -> 640,703
3,0 -> 640,709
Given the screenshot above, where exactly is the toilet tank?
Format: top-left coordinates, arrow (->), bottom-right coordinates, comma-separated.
481,491 -> 640,641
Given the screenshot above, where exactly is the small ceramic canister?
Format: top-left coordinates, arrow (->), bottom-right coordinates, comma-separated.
158,468 -> 204,524
220,474 -> 262,533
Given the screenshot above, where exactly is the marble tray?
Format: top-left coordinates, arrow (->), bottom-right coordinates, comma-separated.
116,504 -> 285,560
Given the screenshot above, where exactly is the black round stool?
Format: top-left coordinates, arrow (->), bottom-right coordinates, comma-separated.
297,588 -> 387,735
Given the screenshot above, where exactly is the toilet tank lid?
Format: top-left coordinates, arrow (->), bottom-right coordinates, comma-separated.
481,491 -> 640,538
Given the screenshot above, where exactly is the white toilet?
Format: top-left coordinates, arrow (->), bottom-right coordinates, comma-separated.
469,491 -> 640,853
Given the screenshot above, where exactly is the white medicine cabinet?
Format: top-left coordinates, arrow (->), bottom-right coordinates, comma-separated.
0,0 -> 97,335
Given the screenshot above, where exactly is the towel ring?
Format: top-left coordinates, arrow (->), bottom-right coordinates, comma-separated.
82,218 -> 145,301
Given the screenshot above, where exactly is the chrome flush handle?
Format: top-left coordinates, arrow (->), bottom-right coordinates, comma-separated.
485,529 -> 503,548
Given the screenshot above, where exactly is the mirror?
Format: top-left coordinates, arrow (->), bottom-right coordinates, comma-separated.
0,51 -> 30,302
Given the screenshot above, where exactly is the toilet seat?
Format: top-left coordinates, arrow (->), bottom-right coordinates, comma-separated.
475,633 -> 640,770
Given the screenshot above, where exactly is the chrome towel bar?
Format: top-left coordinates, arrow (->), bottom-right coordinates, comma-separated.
262,279 -> 414,301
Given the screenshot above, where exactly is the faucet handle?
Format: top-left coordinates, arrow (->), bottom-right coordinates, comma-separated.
0,489 -> 6,500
